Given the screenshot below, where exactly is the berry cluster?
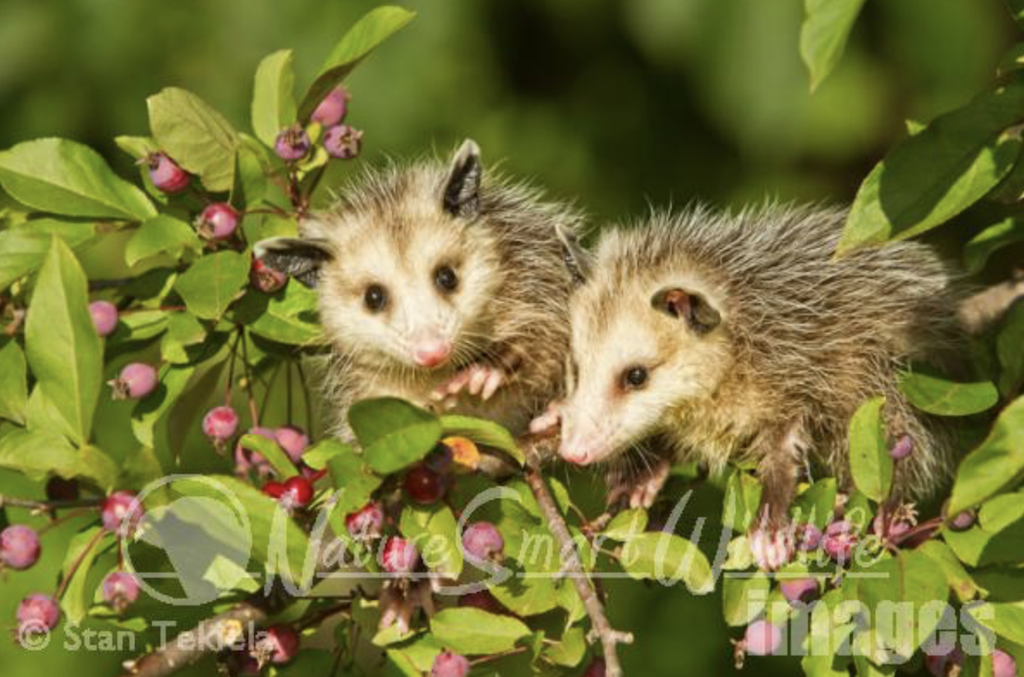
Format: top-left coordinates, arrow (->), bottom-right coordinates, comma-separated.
274,87 -> 363,163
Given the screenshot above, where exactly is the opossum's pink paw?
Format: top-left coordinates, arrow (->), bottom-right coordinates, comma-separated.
528,401 -> 562,435
749,524 -> 796,571
629,458 -> 672,509
432,364 -> 506,403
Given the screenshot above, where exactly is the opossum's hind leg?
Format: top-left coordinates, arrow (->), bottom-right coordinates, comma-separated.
749,422 -> 805,571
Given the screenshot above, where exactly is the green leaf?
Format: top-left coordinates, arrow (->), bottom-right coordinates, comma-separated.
900,372 -> 999,417
429,607 -> 531,655
799,0 -> 866,92
174,250 -> 250,320
231,282 -> 323,346
837,83 -> 1024,255
399,504 -> 463,578
948,396 -> 1024,514
0,225 -> 95,291
160,311 -> 208,364
792,478 -> 838,528
147,87 -> 239,192
722,571 -> 770,627
297,7 -> 416,120
252,49 -> 297,147
348,398 -> 442,474
618,532 -> 714,593
0,427 -> 79,480
0,341 -> 28,424
24,238 -> 102,445
320,440 -> 381,516
967,601 -> 1024,645
438,414 -> 524,465
963,218 -> 1024,273
601,508 -> 649,541
125,215 -> 202,267
722,469 -> 763,531
997,303 -> 1024,398
543,627 -> 586,667
131,364 -> 196,448
0,138 -> 155,220
917,540 -> 981,603
491,574 -> 559,617
1006,0 -> 1024,30
847,396 -> 892,503
60,526 -> 109,624
239,433 -> 298,478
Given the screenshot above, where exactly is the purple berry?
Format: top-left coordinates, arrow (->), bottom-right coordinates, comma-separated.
948,509 -> 976,531
425,443 -> 454,474
102,571 -> 140,611
110,362 -> 158,400
195,203 -> 240,241
345,502 -> 384,538
798,524 -> 822,551
889,434 -> 913,460
405,465 -> 446,504
89,301 -> 119,337
582,658 -> 607,677
780,577 -> 818,605
310,86 -> 350,127
1,525 -> 41,570
324,124 -> 363,160
462,522 -> 504,563
102,490 -> 143,536
263,624 -> 300,664
994,649 -> 1018,677
823,520 -> 857,564
459,590 -> 503,614
431,651 -> 470,677
381,537 -> 419,574
17,593 -> 60,634
203,406 -> 239,443
745,619 -> 783,656
275,426 -> 309,462
274,124 -> 311,161
145,152 -> 190,194
250,258 -> 287,293
45,476 -> 79,502
925,645 -> 964,677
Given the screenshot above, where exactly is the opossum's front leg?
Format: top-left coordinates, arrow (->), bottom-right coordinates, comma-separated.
431,345 -> 523,403
748,423 -> 803,571
606,456 -> 672,510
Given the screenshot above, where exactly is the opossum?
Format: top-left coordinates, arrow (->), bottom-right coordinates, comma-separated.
256,140 -> 583,439
537,204 -> 964,568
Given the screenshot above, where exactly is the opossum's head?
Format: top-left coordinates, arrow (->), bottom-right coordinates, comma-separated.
556,228 -> 733,466
255,140 -> 503,372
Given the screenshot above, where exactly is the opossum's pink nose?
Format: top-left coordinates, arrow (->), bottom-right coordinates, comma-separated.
413,339 -> 452,368
559,440 -> 597,466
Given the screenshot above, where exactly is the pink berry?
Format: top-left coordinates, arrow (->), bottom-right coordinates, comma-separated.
431,651 -> 470,677
274,124 -> 311,161
281,476 -> 314,508
145,152 -> 190,194
250,258 -> 287,293
324,124 -> 363,160
381,537 -> 419,574
310,86 -> 350,127
745,619 -> 783,656
925,645 -> 964,677
345,502 -> 384,538
234,426 -> 277,475
263,624 -> 300,664
462,522 -> 504,563
89,301 -> 119,337
798,524 -> 822,551
889,434 -> 913,460
102,490 -> 143,535
994,649 -> 1018,677
203,406 -> 239,442
17,593 -> 60,634
823,520 -> 856,564
195,203 -> 240,241
872,514 -> 912,543
102,571 -> 140,611
110,362 -> 158,400
780,578 -> 818,605
582,658 -> 607,677
275,426 -> 309,462
948,509 -> 976,531
405,465 -> 446,504
1,525 -> 41,570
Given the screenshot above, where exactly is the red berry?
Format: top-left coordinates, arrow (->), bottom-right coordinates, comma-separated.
89,300 -> 119,337
263,624 -> 300,664
310,86 -> 350,127
102,490 -> 143,535
345,502 -> 384,538
582,658 -> 607,677
203,406 -> 239,442
274,124 -> 311,161
110,362 -> 158,400
462,522 -> 504,563
250,258 -> 287,293
196,203 -> 240,240
822,520 -> 856,564
17,593 -> 60,634
431,650 -> 470,677
275,426 -> 309,462
458,590 -> 503,614
381,536 -> 419,574
780,578 -> 818,605
994,649 -> 1018,677
281,476 -> 314,508
262,480 -> 286,499
1,525 -> 41,570
102,571 -> 140,611
745,619 -> 783,656
404,464 -> 446,504
324,125 -> 363,160
145,152 -> 190,193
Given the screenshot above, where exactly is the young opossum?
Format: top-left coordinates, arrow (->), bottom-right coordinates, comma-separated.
541,204 -> 963,568
256,140 -> 584,438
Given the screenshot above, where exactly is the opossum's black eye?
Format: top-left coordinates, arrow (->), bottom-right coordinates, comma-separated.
434,265 -> 459,293
364,284 -> 388,312
622,366 -> 649,390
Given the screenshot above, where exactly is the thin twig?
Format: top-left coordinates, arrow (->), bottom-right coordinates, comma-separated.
520,437 -> 633,677
0,495 -> 102,511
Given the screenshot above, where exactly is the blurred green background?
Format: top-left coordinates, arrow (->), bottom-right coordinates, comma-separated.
0,0 -> 1014,675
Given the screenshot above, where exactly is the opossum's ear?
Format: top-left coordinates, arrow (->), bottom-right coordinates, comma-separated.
650,287 -> 721,335
443,139 -> 482,219
254,237 -> 333,288
555,223 -> 591,285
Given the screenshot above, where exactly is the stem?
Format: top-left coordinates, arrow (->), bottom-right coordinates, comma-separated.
240,328 -> 260,427
55,528 -> 107,600
0,495 -> 103,512
469,646 -> 529,666
520,437 -> 633,677
286,361 -> 294,424
296,361 -> 314,436
38,508 -> 95,535
225,330 -> 243,407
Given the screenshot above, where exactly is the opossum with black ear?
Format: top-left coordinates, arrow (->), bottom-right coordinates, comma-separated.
256,140 -> 584,439
533,204 -> 966,570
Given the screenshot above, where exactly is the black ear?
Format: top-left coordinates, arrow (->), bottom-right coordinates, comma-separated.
650,287 -> 721,335
555,223 -> 591,286
442,139 -> 482,219
254,237 -> 333,288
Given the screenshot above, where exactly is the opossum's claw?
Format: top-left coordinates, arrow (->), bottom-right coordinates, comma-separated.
749,523 -> 796,571
528,400 -> 562,435
433,363 -> 506,402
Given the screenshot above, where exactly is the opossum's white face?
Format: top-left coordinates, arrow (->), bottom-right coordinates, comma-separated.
558,273 -> 731,467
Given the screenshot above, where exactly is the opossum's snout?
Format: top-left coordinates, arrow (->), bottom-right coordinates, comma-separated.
410,330 -> 453,369
558,436 -> 604,466
557,413 -> 616,466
